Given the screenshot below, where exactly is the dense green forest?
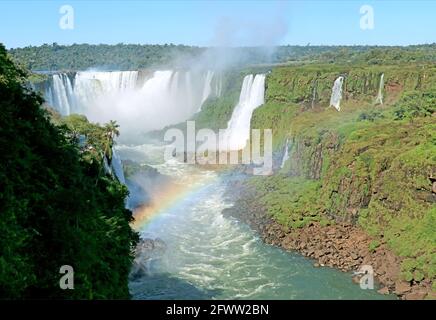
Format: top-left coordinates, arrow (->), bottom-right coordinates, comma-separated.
8,43 -> 436,71
0,44 -> 138,299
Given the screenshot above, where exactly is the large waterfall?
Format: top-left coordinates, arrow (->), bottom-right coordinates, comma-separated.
45,71 -> 139,115
41,70 -> 220,136
220,74 -> 265,151
329,76 -> 344,111
375,73 -> 384,105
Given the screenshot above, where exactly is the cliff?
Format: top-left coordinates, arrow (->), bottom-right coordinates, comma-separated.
232,62 -> 436,299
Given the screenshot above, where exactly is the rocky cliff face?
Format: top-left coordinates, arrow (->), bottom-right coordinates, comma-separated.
244,62 -> 436,299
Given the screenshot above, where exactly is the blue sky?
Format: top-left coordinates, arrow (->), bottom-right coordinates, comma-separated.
0,0 -> 435,48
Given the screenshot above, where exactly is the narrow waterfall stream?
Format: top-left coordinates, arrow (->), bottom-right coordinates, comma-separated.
330,76 -> 344,111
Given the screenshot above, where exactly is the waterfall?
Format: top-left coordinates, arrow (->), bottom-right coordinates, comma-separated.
103,155 -> 112,175
375,73 -> 384,105
50,73 -> 75,115
111,147 -> 126,184
280,139 -> 290,168
44,71 -> 139,115
199,71 -> 214,109
311,79 -> 318,109
40,70 -> 218,135
214,73 -> 223,97
329,76 -> 344,111
221,74 -> 266,151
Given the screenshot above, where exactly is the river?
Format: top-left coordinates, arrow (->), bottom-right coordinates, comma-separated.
120,144 -> 392,300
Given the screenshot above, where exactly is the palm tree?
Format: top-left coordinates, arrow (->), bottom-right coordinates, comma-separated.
103,120 -> 120,161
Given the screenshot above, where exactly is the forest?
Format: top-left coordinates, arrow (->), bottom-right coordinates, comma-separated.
8,43 -> 436,71
0,44 -> 138,299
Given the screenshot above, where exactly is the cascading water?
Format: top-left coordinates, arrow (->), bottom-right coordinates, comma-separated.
214,72 -> 223,97
41,70 -> 218,138
221,74 -> 266,151
311,79 -> 318,109
36,66 -> 393,300
329,76 -> 344,111
122,144 -> 393,300
375,73 -> 384,105
200,71 -> 214,108
280,139 -> 290,169
49,73 -> 75,115
44,71 -> 139,115
111,147 -> 126,184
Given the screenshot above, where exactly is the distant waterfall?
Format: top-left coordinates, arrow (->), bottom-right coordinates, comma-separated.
329,76 -> 344,111
214,73 -> 223,97
280,139 -> 290,169
111,147 -> 126,184
221,74 -> 265,151
40,70 -> 218,135
375,73 -> 384,105
44,71 -> 139,115
48,73 -> 75,115
311,79 -> 318,109
200,71 -> 214,108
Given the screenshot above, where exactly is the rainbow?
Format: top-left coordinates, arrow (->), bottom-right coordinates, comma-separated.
130,173 -> 216,231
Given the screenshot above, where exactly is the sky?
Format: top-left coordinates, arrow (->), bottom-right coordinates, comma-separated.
0,0 -> 435,49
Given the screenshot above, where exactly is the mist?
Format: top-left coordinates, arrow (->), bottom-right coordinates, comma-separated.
72,6 -> 289,144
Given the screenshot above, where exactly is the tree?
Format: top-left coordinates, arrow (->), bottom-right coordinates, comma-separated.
0,43 -> 138,299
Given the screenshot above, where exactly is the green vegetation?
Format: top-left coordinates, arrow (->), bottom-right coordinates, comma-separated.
247,175 -> 330,229
243,61 -> 436,286
146,70 -> 247,140
9,43 -> 203,71
8,43 -> 436,71
0,44 -> 138,299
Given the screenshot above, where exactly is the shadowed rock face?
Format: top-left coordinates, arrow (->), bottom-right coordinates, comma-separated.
130,238 -> 167,281
124,160 -> 172,210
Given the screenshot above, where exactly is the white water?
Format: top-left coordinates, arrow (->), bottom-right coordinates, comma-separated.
375,73 -> 384,105
124,144 -> 392,300
280,139 -> 290,169
200,71 -> 214,109
329,76 -> 344,111
111,147 -> 126,184
40,67 -> 393,299
48,73 -> 75,115
214,72 -> 223,98
43,70 -> 218,138
221,74 -> 266,151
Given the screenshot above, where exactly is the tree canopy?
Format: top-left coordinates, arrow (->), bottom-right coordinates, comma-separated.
0,43 -> 138,299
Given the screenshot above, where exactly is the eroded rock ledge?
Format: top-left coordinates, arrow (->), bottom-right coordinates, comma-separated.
223,179 -> 434,300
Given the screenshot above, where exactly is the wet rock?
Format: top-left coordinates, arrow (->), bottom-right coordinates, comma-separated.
352,275 -> 361,284
377,287 -> 390,295
130,237 -> 167,281
394,281 -> 411,295
129,258 -> 149,281
350,252 -> 359,260
404,291 -> 427,300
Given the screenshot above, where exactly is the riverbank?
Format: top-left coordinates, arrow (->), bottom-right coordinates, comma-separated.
223,177 -> 434,300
